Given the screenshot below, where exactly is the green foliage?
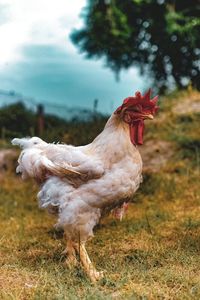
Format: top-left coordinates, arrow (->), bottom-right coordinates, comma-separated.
0,102 -> 35,138
71,0 -> 200,92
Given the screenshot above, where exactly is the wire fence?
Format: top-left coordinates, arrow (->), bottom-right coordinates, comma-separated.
0,89 -> 105,137
0,89 -> 101,120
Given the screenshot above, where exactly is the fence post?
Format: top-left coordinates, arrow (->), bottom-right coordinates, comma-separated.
37,104 -> 44,136
93,98 -> 98,113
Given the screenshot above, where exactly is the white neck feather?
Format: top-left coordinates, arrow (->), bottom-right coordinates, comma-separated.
89,114 -> 139,160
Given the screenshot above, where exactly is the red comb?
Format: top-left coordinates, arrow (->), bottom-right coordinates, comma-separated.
115,89 -> 159,115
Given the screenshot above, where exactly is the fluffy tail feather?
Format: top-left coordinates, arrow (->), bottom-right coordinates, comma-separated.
12,138 -> 82,183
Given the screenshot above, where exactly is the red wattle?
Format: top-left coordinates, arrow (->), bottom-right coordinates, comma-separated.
137,120 -> 144,145
129,120 -> 144,145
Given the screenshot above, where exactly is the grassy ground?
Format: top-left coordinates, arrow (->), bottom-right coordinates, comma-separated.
0,90 -> 200,299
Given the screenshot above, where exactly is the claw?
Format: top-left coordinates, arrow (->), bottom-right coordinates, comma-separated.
91,270 -> 104,282
63,239 -> 104,282
74,242 -> 104,282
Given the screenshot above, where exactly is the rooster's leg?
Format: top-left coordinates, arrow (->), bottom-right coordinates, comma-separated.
74,242 -> 104,282
63,240 -> 77,269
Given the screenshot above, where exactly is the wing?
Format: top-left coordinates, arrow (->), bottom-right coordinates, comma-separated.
44,144 -> 105,185
15,142 -> 105,186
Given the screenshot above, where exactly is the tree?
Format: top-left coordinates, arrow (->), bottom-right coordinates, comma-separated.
71,0 -> 200,93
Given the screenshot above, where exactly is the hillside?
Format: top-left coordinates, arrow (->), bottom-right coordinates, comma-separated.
0,89 -> 200,299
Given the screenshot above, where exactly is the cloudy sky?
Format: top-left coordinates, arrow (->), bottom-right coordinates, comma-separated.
0,0 -> 145,114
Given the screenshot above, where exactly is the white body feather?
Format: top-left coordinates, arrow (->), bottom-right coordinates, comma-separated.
12,114 -> 142,241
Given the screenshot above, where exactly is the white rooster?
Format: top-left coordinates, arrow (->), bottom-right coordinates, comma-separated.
12,90 -> 158,282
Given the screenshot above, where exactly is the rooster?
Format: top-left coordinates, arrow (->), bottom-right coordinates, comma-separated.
12,90 -> 158,282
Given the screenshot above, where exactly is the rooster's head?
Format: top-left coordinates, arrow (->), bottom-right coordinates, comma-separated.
115,89 -> 159,146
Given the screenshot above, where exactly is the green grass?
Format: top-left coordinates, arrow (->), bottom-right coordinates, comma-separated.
0,89 -> 200,299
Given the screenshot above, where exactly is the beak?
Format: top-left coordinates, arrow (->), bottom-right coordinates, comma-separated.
140,113 -> 154,120
144,114 -> 154,120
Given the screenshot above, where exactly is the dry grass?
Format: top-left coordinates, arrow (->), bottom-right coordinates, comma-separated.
0,89 -> 200,299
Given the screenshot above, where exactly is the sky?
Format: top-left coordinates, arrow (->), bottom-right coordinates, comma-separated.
0,0 -> 145,115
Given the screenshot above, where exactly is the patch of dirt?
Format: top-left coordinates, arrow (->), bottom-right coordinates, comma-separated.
139,93 -> 200,172
139,140 -> 174,172
173,96 -> 200,115
0,149 -> 18,173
